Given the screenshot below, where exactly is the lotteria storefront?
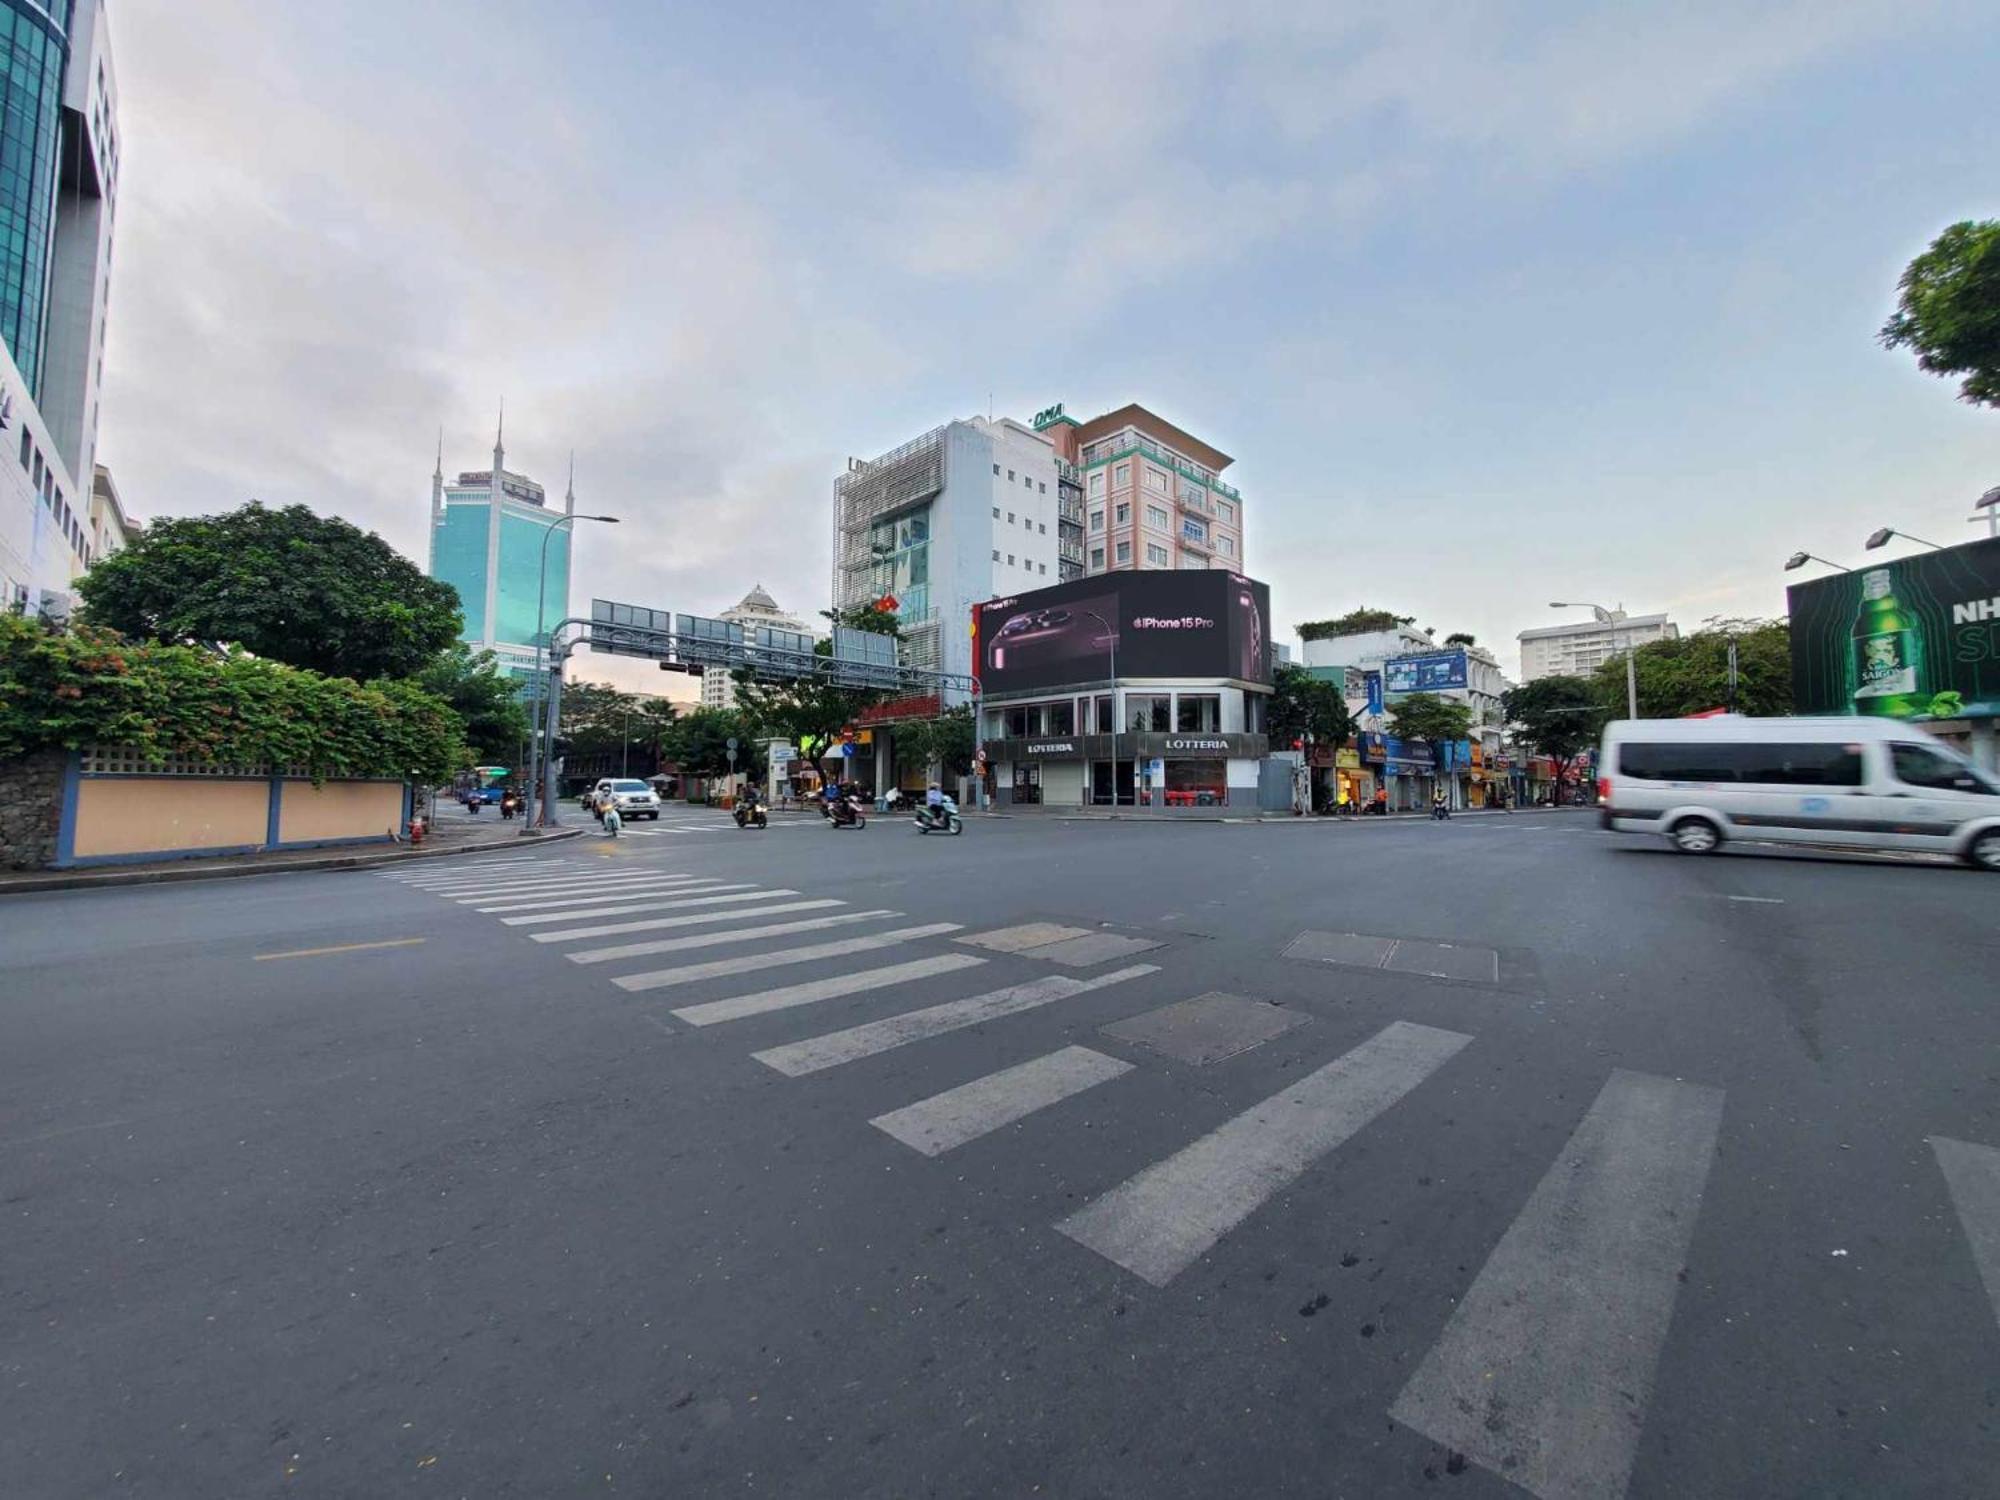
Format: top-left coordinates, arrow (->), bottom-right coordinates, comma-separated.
974,572 -> 1274,810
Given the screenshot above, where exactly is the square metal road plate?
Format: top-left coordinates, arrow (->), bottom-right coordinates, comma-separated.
1102,991 -> 1310,1065
1284,929 -> 1500,984
1027,933 -> 1164,967
958,923 -> 1093,953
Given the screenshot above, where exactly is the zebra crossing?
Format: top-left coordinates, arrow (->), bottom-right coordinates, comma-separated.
380,852 -> 2000,1500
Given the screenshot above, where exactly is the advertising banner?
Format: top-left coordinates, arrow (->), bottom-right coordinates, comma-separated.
1383,650 -> 1468,694
1787,536 -> 2000,720
976,571 -> 1272,693
1365,671 -> 1383,717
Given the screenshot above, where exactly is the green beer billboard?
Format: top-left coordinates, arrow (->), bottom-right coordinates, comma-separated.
1787,535 -> 2000,720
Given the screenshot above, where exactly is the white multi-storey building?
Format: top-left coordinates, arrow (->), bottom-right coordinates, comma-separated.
0,0 -> 119,616
833,415 -> 1060,690
1517,610 -> 1678,682
702,585 -> 810,709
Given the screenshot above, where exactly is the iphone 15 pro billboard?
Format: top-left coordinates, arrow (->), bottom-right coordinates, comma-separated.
975,572 -> 1272,692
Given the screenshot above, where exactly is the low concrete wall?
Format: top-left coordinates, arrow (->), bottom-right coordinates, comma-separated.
0,753 -> 416,870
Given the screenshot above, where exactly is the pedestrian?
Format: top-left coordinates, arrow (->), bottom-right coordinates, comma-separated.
1372,786 -> 1388,817
601,803 -> 622,838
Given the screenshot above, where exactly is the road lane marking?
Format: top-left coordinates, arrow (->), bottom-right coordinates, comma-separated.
566,910 -> 900,964
529,898 -> 846,942
255,937 -> 428,961
871,1046 -> 1134,1156
420,870 -> 697,898
611,923 -> 964,992
1931,1136 -> 2000,1328
385,857 -> 550,880
1056,1020 -> 1473,1287
670,953 -> 987,1028
468,878 -> 722,912
753,966 -> 1159,1077
1724,894 -> 1784,903
504,889 -> 803,930
1391,1069 -> 1725,1500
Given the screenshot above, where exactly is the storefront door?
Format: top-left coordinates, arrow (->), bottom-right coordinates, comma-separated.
1012,763 -> 1042,806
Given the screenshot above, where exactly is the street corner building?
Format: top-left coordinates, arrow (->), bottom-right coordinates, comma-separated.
973,569 -> 1277,811
0,0 -> 121,619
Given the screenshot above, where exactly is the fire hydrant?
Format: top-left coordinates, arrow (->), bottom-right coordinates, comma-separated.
408,815 -> 425,846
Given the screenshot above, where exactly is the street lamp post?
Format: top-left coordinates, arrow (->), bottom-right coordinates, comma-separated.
523,512 -> 619,832
1864,527 -> 1943,552
1079,608 -> 1118,803
1972,486 -> 2000,538
1783,551 -> 1850,573
1550,600 -> 1637,720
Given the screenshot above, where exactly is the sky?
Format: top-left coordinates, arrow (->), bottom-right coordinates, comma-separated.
100,0 -> 1998,690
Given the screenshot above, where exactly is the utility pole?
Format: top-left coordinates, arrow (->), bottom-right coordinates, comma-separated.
1726,637 -> 1739,714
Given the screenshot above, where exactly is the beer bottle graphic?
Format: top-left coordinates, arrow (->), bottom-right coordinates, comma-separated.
1850,567 -> 1924,716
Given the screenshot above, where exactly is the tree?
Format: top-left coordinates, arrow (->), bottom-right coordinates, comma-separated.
411,644 -> 531,764
732,674 -> 882,788
1385,692 -> 1473,748
663,706 -> 764,782
1502,676 -> 1601,797
1268,665 -> 1355,749
77,502 -> 463,680
1298,608 -> 1413,641
893,704 -> 977,781
1881,219 -> 2000,408
1587,618 -> 1792,719
559,681 -> 679,766
1443,632 -> 1476,647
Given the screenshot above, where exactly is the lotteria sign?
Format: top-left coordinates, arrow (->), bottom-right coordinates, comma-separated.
1788,535 -> 2000,720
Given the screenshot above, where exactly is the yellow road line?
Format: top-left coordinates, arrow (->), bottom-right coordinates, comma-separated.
255,937 -> 428,962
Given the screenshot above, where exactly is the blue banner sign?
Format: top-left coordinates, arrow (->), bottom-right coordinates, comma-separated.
1383,650 -> 1468,694
1365,670 -> 1383,716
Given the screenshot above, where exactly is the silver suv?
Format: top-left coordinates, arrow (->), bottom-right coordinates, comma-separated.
591,778 -> 662,820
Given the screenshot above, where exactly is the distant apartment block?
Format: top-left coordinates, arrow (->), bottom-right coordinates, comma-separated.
702,585 -> 810,708
1034,402 -> 1243,576
1517,610 -> 1678,682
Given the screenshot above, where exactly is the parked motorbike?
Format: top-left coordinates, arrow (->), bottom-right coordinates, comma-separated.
914,801 -> 962,835
733,797 -> 769,830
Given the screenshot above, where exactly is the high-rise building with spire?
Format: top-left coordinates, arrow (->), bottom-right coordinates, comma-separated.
427,412 -> 573,684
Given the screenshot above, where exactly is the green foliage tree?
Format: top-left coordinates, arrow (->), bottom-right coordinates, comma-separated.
1881,219 -> 2000,408
559,680 -> 679,766
77,502 -> 464,680
1297,608 -> 1413,641
663,706 -> 765,782
1385,692 -> 1473,747
1443,632 -> 1476,647
1587,618 -> 1792,718
1268,665 -> 1356,748
1501,676 -> 1601,795
731,605 -> 902,786
893,704 -> 977,781
0,615 -> 463,781
411,644 -> 532,764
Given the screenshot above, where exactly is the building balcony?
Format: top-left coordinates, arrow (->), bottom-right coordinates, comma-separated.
1080,433 -> 1242,503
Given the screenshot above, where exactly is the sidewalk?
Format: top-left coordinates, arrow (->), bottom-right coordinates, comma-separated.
0,800 -> 586,896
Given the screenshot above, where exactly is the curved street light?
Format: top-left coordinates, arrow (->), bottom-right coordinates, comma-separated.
1783,552 -> 1850,573
524,512 -> 620,830
1550,600 -> 1637,720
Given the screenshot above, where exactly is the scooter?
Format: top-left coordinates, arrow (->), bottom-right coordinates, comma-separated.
733,797 -> 769,830
829,794 -> 867,830
914,800 -> 962,835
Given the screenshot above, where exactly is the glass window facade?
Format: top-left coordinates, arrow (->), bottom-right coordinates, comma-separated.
497,509 -> 568,648
0,1 -> 68,399
431,502 -> 491,643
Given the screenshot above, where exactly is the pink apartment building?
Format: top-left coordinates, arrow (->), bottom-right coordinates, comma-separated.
1033,403 -> 1244,576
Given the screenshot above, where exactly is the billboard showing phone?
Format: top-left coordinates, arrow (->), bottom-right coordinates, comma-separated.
975,571 -> 1271,692
1383,650 -> 1468,694
1787,536 -> 2000,719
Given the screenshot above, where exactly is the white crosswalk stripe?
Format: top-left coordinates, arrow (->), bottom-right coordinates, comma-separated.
563,909 -> 901,965
385,857 -> 551,880
420,869 -> 693,898
468,878 -> 725,913
871,1046 -> 1134,1157
506,889 -> 803,931
1930,1136 -> 2000,1329
1390,1069 -> 1724,1500
752,966 -> 1159,1078
670,953 -> 987,1028
527,898 -> 848,942
1056,1020 -> 1472,1287
388,860 -> 571,886
609,923 -> 964,992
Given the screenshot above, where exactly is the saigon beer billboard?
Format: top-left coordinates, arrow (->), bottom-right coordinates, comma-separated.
1787,535 -> 2000,720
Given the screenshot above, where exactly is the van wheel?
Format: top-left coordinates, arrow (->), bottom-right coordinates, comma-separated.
1669,817 -> 1722,854
1968,829 -> 2000,872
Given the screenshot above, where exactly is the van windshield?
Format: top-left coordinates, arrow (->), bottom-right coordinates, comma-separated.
1617,741 -> 1863,786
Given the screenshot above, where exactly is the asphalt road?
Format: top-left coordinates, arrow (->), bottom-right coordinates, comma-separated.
2,807 -> 1996,1498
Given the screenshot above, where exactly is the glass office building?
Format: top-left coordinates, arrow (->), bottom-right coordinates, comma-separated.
428,437 -> 572,684
0,1 -> 68,399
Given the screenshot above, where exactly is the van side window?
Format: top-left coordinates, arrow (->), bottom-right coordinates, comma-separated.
1619,742 -> 1862,786
1890,742 -> 1985,791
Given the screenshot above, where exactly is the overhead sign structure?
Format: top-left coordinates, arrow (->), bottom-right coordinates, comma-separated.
1788,535 -> 2000,720
1383,650 -> 1468,694
831,625 -> 901,689
589,599 -> 676,659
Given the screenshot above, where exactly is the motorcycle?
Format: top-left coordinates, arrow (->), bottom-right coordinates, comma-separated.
829,794 -> 867,830
914,800 -> 962,835
733,797 -> 769,831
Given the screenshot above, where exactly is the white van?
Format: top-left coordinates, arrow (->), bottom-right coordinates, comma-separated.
1598,716 -> 2000,870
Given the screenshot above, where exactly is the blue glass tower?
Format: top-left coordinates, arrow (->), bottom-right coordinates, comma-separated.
0,0 -> 69,399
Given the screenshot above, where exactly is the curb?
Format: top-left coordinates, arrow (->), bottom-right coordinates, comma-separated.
0,826 -> 588,896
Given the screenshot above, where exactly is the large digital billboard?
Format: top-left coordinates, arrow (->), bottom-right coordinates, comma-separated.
1383,650 -> 1468,694
1788,536 -> 2000,720
975,571 -> 1271,693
